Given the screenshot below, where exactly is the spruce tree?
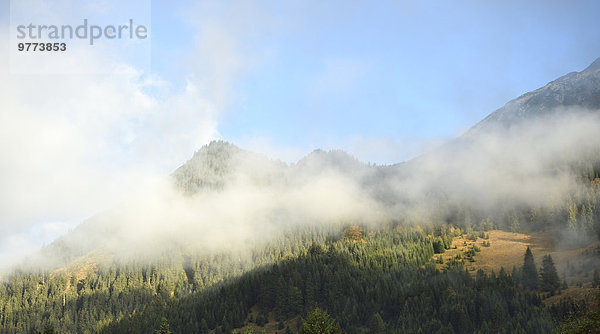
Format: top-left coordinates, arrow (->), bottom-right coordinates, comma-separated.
540,254 -> 560,293
522,247 -> 539,290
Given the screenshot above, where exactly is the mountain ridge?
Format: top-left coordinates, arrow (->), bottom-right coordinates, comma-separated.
33,57 -> 600,271
468,57 -> 600,134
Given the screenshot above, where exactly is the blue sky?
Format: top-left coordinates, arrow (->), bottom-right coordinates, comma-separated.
0,0 -> 600,163
4,0 -> 597,162
149,0 -> 600,162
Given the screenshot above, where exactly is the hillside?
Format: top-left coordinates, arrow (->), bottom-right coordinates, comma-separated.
101,226 -> 559,334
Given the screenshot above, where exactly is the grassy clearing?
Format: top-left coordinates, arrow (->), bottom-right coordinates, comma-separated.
230,229 -> 600,333
433,229 -> 600,306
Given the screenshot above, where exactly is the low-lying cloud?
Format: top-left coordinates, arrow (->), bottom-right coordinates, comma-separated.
22,109 -> 597,269
0,0 -> 268,271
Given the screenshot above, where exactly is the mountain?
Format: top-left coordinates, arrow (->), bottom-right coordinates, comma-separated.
37,141 -> 380,269
296,149 -> 367,174
394,58 -> 600,211
171,141 -> 378,195
2,58 -> 600,333
34,57 -> 600,268
37,58 -> 600,268
171,140 -> 288,194
469,57 -> 600,134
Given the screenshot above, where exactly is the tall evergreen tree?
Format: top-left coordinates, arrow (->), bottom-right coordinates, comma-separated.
522,247 -> 539,290
540,254 -> 560,293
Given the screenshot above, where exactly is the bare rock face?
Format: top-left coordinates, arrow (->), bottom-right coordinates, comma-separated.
469,57 -> 600,134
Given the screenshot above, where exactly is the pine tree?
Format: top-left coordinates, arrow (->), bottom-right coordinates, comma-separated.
593,269 -> 600,288
540,254 -> 560,293
522,247 -> 539,290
